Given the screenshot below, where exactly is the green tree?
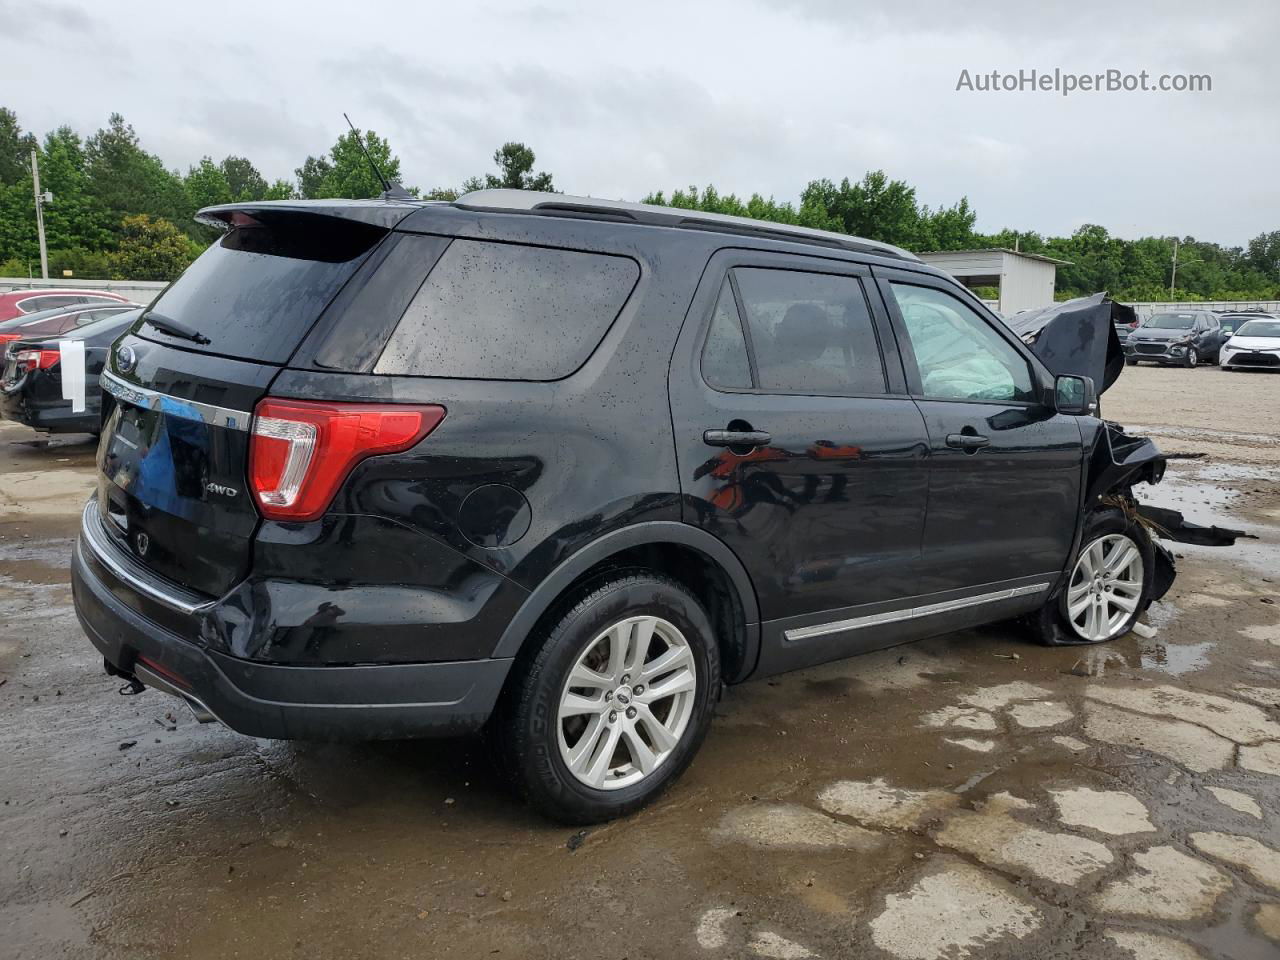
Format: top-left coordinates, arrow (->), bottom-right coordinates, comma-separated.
0,107 -> 37,185
262,178 -> 296,200
800,171 -> 924,248
916,197 -> 978,251
642,184 -> 805,226
298,128 -> 404,199
1245,230 -> 1280,283
184,156 -> 233,211
37,126 -> 111,254
85,114 -> 191,237
445,141 -> 555,197
220,155 -> 268,202
48,246 -> 112,279
0,109 -> 39,265
295,155 -> 331,199
109,214 -> 199,281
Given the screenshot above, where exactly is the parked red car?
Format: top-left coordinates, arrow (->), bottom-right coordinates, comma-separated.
0,288 -> 130,323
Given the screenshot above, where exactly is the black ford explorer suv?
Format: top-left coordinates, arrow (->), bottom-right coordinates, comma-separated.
73,190 -> 1176,823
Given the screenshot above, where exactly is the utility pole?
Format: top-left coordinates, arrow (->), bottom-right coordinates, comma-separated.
30,149 -> 50,281
1169,237 -> 1179,300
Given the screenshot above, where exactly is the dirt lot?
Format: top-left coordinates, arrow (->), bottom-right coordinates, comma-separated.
1,363 -> 1279,960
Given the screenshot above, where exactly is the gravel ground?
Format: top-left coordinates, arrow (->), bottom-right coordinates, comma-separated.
1,364 -> 1278,960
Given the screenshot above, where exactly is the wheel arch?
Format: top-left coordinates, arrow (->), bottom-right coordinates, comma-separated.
492,521 -> 761,683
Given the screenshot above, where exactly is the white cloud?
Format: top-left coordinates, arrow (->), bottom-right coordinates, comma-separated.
5,0 -> 1277,244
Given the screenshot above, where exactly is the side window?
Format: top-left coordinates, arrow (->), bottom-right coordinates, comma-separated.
889,283 -> 1035,403
733,268 -> 886,395
700,281 -> 752,389
33,295 -> 80,311
375,239 -> 639,381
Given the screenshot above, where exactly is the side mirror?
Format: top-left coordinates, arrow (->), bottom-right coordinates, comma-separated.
1055,374 -> 1097,416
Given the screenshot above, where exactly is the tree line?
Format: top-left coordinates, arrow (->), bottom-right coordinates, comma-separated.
1,106 -> 1276,302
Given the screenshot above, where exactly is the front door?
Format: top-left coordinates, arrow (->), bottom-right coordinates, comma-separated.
669,251 -> 931,674
876,273 -> 1084,598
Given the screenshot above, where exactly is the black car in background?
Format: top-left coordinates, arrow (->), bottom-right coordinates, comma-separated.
73,191 -> 1191,823
1123,310 -> 1226,367
0,302 -> 140,350
1,309 -> 141,434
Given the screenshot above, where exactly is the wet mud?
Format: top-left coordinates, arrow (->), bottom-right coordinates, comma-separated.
3,364 -> 1280,959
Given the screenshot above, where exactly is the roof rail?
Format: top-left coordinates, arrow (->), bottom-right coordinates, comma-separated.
453,189 -> 920,262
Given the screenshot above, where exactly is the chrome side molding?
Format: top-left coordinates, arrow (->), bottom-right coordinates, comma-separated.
784,581 -> 1052,643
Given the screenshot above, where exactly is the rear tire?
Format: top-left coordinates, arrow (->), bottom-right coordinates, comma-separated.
1024,507 -> 1156,646
493,572 -> 720,823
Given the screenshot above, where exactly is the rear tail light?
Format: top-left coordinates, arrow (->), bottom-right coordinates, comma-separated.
0,334 -> 21,347
248,398 -> 445,522
14,348 -> 60,374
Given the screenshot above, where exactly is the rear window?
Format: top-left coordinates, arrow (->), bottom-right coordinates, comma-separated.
138,215 -> 386,363
374,239 -> 639,380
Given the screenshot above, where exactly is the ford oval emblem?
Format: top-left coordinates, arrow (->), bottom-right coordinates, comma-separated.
116,344 -> 137,374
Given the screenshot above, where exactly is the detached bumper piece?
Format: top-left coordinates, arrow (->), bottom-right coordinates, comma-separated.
71,521 -> 512,741
1136,504 -> 1256,547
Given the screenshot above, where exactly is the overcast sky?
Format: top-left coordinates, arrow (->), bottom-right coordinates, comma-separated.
6,0 -> 1277,246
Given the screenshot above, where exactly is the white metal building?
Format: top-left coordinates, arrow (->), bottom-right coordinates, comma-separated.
917,248 -> 1067,315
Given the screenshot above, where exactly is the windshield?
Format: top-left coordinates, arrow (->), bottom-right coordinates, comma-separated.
1142,313 -> 1196,330
1235,320 -> 1280,338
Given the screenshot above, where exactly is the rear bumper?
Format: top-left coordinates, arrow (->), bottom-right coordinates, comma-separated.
0,386 -> 99,433
71,534 -> 513,740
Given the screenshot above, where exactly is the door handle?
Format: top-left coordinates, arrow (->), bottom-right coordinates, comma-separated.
945,432 -> 990,451
704,429 -> 771,448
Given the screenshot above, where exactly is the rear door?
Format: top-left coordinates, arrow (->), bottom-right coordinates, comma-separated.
95,210 -> 389,597
670,250 -> 930,670
875,270 -> 1082,597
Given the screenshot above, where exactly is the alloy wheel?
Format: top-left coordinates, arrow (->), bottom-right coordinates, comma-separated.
557,615 -> 697,791
1065,533 -> 1145,642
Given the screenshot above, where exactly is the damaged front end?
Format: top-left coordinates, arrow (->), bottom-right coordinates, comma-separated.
1083,421 -> 1253,605
1007,292 -> 1252,607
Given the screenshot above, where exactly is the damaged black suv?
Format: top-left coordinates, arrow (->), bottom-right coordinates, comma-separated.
73,192 -> 1208,823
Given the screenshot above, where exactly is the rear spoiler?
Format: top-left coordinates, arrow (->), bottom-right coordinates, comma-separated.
195,199 -> 423,232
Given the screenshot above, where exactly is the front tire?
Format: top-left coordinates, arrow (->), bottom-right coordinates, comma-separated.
1183,349 -> 1198,368
1125,358 -> 1139,366
494,573 -> 720,823
1024,507 -> 1155,646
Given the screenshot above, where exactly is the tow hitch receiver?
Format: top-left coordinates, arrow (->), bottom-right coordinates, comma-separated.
101,656 -> 217,723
